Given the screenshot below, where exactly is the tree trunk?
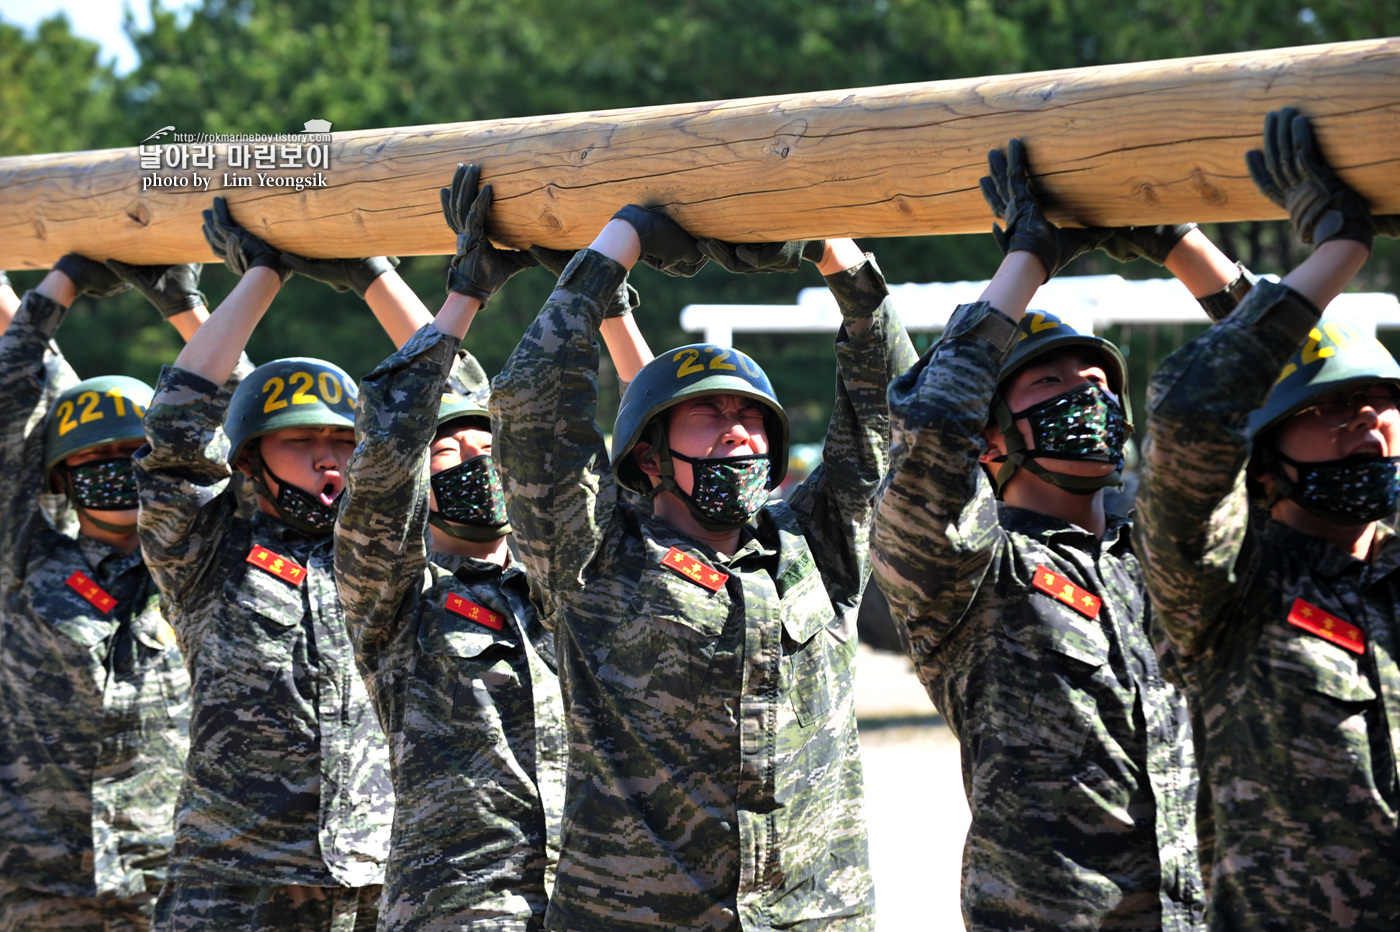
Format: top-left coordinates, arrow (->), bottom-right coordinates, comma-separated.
1,37 -> 1397,269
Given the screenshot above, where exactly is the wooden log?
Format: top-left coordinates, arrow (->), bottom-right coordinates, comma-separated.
1,37 -> 1398,269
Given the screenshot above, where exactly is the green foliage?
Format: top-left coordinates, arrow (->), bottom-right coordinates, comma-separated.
1,1 -> 1397,441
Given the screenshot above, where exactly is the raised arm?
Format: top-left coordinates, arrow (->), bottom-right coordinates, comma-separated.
1135,108 -> 1376,661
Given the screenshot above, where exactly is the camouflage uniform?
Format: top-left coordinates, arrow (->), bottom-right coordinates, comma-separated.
491,249 -> 914,931
0,291 -> 189,929
334,324 -> 565,931
134,365 -> 393,930
1135,279 -> 1400,930
871,301 -> 1205,931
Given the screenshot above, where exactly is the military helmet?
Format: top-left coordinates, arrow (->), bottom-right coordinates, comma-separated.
1248,318 -> 1400,443
44,375 -> 155,475
1000,310 -> 1132,427
437,390 -> 490,430
611,343 -> 790,495
225,357 -> 358,463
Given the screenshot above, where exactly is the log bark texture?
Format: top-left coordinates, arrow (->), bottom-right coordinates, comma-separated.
1,37 -> 1398,269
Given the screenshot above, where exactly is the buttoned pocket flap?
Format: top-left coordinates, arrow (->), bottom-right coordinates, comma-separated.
418,606 -> 517,659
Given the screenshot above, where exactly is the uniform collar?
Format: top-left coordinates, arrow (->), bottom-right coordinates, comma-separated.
76,532 -> 144,581
1260,516 -> 1400,580
999,502 -> 1132,552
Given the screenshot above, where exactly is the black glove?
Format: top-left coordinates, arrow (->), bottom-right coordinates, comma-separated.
201,197 -> 289,281
1246,107 -> 1373,249
1097,224 -> 1197,265
440,163 -> 537,304
979,138 -> 1107,282
103,261 -> 206,317
281,254 -> 400,297
53,253 -> 132,298
694,239 -> 824,274
529,245 -> 640,318
611,205 -> 708,277
1375,215 -> 1400,239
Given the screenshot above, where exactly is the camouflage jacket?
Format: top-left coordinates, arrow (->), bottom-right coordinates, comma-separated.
871,301 -> 1205,931
335,325 -> 565,930
492,249 -> 915,932
0,290 -> 189,899
135,365 -> 393,887
1136,279 -> 1400,930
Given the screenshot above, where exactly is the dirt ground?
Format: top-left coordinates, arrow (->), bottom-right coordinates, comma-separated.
854,643 -> 968,930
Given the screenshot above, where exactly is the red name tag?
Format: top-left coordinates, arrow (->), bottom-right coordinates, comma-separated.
245,546 -> 307,586
661,546 -> 728,593
66,571 -> 117,613
1287,597 -> 1365,654
445,594 -> 504,630
1031,564 -> 1102,619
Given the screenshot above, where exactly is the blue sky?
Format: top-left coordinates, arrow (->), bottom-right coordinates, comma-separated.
0,0 -> 196,73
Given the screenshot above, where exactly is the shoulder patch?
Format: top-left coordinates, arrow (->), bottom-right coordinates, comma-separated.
662,546 -> 728,593
1287,597 -> 1364,654
245,546 -> 307,586
445,594 -> 504,631
1031,564 -> 1101,619
66,571 -> 117,613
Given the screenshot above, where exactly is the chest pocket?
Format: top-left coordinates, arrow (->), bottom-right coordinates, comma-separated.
780,564 -> 848,727
416,603 -> 520,731
596,570 -> 729,718
1256,612 -> 1377,794
225,562 -> 306,632
990,590 -> 1112,757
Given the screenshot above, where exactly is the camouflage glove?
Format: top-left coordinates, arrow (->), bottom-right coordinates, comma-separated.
103,261 -> 206,317
280,254 -> 400,297
441,163 -> 538,304
1097,224 -> 1197,265
529,245 -> 639,318
1247,107 -> 1373,249
980,138 -> 1107,282
201,196 -> 289,282
611,204 -> 708,277
52,253 -> 132,298
694,239 -> 824,274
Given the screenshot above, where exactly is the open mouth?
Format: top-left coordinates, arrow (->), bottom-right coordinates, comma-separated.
318,481 -> 339,506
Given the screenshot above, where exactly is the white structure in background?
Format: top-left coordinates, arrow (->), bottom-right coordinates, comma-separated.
681,274 -> 1400,344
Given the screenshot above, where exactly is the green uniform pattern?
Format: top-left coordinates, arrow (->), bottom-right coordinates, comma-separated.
0,291 -> 188,915
335,325 -> 565,931
491,248 -> 915,931
870,301 -> 1205,931
1135,279 -> 1400,930
134,365 -> 393,892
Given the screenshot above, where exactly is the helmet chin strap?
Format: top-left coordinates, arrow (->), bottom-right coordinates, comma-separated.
643,421 -> 751,533
991,399 -> 1123,496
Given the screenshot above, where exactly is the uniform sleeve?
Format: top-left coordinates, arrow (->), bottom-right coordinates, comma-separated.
134,365 -> 238,611
445,347 -> 490,397
491,250 -> 628,621
1134,279 -> 1322,661
785,255 -> 918,612
870,301 -> 1019,666
335,324 -> 462,666
0,292 -> 79,588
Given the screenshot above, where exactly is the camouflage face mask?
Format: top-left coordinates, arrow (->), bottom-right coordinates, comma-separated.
1273,451 -> 1400,526
430,454 -> 508,529
670,451 -> 771,528
1011,381 -> 1127,467
65,457 -> 139,510
260,461 -> 342,535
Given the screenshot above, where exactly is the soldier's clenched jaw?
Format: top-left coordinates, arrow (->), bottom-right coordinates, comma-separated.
633,393 -> 773,532
1260,381 -> 1400,526
238,426 -> 355,534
